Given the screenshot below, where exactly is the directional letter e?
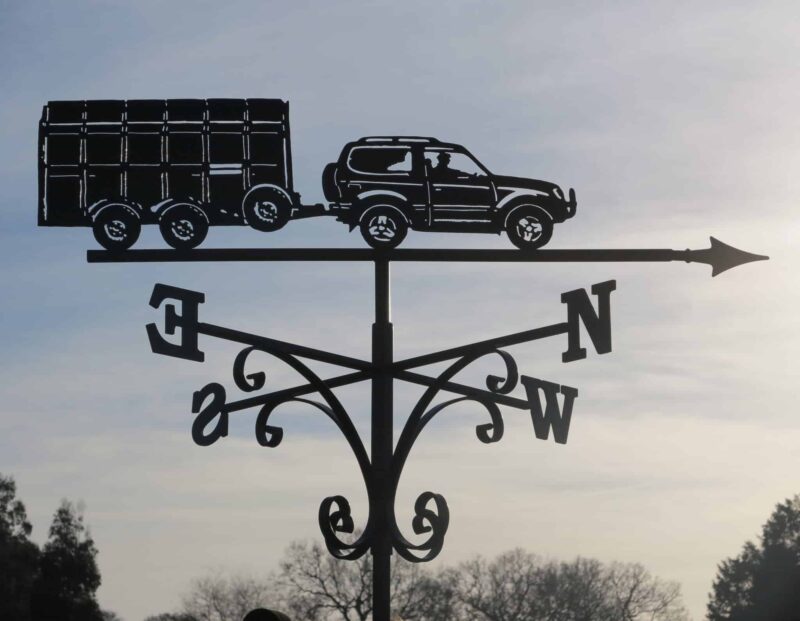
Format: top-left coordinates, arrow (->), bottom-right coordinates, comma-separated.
146,283 -> 205,362
561,280 -> 616,363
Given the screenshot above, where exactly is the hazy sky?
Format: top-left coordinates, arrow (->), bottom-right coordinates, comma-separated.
1,1 -> 797,619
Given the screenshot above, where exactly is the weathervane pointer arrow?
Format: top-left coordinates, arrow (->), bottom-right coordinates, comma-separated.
679,236 -> 769,277
86,237 -> 769,276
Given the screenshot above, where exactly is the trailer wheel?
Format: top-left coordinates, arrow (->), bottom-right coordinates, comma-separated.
243,188 -> 291,232
93,204 -> 141,251
160,204 -> 209,250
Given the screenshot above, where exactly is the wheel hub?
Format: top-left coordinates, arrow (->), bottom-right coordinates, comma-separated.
105,220 -> 127,241
516,216 -> 542,242
369,215 -> 396,241
256,201 -> 278,222
171,219 -> 195,241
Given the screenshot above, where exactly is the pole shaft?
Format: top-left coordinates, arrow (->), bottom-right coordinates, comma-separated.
372,258 -> 393,621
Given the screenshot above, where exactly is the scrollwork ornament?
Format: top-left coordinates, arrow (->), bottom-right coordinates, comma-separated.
318,495 -> 371,560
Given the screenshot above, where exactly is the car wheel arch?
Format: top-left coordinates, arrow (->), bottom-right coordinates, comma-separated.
502,201 -> 553,228
357,199 -> 411,225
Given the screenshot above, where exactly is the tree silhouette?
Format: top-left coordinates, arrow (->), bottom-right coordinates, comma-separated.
707,494 -> 800,621
274,538 -> 440,621
267,541 -> 685,621
452,550 -> 686,621
31,500 -> 104,621
0,474 -> 40,621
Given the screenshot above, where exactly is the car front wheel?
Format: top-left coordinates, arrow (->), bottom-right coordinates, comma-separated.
505,206 -> 553,250
359,206 -> 408,249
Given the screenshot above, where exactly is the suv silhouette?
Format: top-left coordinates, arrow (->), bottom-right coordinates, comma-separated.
322,136 -> 576,249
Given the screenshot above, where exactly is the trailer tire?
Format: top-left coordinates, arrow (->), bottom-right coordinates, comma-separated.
243,187 -> 292,232
160,204 -> 209,250
93,204 -> 141,251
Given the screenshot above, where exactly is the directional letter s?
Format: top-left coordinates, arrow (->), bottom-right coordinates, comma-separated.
521,375 -> 578,445
561,280 -> 615,363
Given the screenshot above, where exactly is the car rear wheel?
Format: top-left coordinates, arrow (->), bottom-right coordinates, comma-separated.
242,187 -> 292,232
92,204 -> 141,251
505,205 -> 553,250
160,204 -> 209,250
359,206 -> 408,249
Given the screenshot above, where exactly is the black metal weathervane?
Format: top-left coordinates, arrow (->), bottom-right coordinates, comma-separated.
39,98 -> 768,621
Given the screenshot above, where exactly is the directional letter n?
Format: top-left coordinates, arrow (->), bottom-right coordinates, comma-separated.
521,376 -> 578,445
561,280 -> 616,363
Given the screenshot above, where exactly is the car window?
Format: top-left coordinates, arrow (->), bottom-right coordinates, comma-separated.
347,146 -> 412,175
425,149 -> 486,181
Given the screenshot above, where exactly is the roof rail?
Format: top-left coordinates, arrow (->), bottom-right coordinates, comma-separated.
360,136 -> 440,143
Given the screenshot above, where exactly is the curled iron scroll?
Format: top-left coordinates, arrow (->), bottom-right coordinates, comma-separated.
231,345 -> 373,559
390,349 -> 516,561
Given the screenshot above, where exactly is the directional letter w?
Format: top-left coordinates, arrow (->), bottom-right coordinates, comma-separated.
521,376 -> 578,445
561,280 -> 616,363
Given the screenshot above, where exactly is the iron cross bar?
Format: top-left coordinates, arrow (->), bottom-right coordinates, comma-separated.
145,281 -> 612,420
88,236 -> 767,276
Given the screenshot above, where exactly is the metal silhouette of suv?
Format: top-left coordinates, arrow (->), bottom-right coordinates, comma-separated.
322,136 -> 576,249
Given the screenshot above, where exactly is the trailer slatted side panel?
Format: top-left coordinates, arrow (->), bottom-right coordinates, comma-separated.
39,99 -> 291,226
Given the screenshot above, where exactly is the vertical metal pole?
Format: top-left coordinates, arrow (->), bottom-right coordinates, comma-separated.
372,257 -> 392,621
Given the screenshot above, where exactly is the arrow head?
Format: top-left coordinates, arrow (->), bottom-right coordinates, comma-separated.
700,237 -> 769,276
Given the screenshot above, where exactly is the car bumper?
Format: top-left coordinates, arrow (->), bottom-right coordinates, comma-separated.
565,187 -> 577,217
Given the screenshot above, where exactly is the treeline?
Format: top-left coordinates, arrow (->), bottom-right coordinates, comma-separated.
4,470 -> 799,621
0,474 -> 107,621
147,541 -> 689,621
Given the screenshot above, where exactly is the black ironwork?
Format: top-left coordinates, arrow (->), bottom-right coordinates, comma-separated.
40,95 -> 770,621
87,237 -> 767,276
92,238 -> 768,621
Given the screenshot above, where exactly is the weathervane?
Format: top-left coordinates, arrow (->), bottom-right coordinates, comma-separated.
40,98 -> 767,621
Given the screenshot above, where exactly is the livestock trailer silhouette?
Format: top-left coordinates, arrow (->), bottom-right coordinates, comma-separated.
38,98 -> 322,250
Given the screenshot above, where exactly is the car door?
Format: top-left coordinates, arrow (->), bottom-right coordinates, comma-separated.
424,148 -> 495,225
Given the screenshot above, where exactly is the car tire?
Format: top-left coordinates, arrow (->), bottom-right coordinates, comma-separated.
159,204 -> 209,250
359,206 -> 408,249
92,204 -> 141,251
242,187 -> 292,232
505,205 -> 553,250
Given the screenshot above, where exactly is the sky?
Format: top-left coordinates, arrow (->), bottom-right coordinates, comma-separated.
0,1 -> 798,619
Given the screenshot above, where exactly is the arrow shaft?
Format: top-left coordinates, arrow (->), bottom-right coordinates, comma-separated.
88,248 -> 688,263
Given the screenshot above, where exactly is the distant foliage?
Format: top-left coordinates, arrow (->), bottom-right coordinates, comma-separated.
30,499 -> 104,621
707,494 -> 800,621
181,571 -> 273,621
274,539 -> 443,621
449,550 -> 687,621
144,614 -> 198,621
0,474 -> 40,621
265,539 -> 687,621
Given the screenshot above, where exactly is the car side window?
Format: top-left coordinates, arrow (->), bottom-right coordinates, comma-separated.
347,146 -> 412,175
425,149 -> 485,181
